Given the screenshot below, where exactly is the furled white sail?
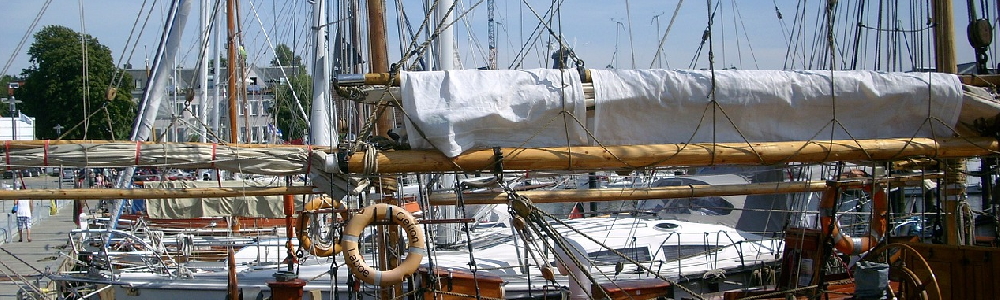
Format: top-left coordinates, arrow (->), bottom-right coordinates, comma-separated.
401,69 -> 587,157
399,69 -> 974,157
590,69 -> 963,145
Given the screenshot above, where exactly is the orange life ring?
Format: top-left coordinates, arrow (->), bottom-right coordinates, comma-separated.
297,196 -> 350,257
819,184 -> 888,255
340,203 -> 426,286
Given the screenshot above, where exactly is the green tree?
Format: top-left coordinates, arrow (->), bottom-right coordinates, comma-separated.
273,73 -> 311,142
270,44 -> 302,67
19,25 -> 137,140
208,58 -> 228,72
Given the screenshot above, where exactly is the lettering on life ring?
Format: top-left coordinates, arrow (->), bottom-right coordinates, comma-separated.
340,203 -> 426,286
819,184 -> 888,255
297,196 -> 351,257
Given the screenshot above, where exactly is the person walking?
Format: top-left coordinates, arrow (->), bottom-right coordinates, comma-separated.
15,198 -> 32,242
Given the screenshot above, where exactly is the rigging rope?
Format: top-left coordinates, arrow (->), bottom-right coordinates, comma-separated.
0,0 -> 54,78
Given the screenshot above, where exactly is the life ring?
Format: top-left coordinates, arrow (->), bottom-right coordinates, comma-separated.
297,196 -> 350,257
341,203 -> 426,286
819,184 -> 888,255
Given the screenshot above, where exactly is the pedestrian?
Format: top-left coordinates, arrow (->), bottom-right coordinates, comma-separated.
15,197 -> 32,242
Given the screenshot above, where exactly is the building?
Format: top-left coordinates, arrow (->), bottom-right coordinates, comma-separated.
125,65 -> 297,143
0,115 -> 35,140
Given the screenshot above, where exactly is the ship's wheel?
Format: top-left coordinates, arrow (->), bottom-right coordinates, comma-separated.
863,243 -> 941,300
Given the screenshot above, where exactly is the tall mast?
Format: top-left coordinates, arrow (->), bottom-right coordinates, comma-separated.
198,0 -> 210,143
369,0 -> 392,137
310,0 -> 332,147
933,0 -> 957,73
932,0 -> 964,245
226,0 -> 239,143
436,0 -> 455,70
487,0 -> 496,69
114,0 -> 192,239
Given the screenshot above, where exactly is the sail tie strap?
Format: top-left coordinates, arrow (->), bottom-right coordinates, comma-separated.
134,141 -> 141,166
210,143 -> 217,169
42,140 -> 48,166
304,145 -> 313,175
4,141 -> 9,170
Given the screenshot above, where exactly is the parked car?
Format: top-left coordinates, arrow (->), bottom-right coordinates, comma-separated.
20,168 -> 40,177
61,169 -> 77,180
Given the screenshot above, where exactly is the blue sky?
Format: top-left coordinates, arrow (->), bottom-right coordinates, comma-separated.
0,0 -> 986,78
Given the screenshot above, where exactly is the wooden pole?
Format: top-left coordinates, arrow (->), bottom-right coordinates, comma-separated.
226,0 -> 240,143
428,174 -> 942,205
933,0 -> 958,74
932,0 -> 964,245
0,139 -> 327,149
0,186 -> 318,201
367,0 -> 393,138
345,137 -> 1000,174
365,1 -> 400,297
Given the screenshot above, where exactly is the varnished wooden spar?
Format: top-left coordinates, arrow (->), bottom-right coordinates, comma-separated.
0,186 -> 319,201
428,173 -> 941,205
0,172 -> 938,202
0,139 -> 329,150
346,137 -> 999,174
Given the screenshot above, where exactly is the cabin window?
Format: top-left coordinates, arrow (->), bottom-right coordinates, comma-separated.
588,247 -> 651,264
660,245 -> 719,261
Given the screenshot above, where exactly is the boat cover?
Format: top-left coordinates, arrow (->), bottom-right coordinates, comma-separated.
401,69 -> 587,157
400,69 -> 969,157
143,180 -> 300,218
590,69 -> 964,146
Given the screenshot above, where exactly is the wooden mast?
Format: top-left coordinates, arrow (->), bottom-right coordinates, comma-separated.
368,0 -> 393,137
226,0 -> 239,143
932,0 -> 965,245
365,1 -> 402,298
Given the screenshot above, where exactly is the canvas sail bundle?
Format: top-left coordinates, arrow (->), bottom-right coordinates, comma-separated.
398,69 -> 996,157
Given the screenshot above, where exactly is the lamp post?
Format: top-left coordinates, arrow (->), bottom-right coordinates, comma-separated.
2,97 -> 21,140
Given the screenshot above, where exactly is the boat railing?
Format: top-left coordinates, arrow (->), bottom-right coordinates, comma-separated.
67,228 -> 180,279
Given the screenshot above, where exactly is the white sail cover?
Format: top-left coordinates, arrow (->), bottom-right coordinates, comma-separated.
590,69 -> 964,145
401,69 -> 587,157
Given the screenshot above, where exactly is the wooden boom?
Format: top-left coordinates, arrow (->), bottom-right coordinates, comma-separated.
0,186 -> 319,201
428,173 -> 941,205
346,137 -> 999,174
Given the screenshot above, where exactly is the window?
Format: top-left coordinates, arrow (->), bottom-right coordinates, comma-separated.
588,247 -> 651,264
251,126 -> 261,143
239,127 -> 248,143
249,100 -> 259,116
660,245 -> 720,261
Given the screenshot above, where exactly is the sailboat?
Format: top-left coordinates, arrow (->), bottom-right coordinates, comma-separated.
5,0 -> 1000,299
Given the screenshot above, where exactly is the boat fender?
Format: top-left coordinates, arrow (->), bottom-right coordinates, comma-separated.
819,184 -> 888,255
297,197 -> 351,257
341,203 -> 427,286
